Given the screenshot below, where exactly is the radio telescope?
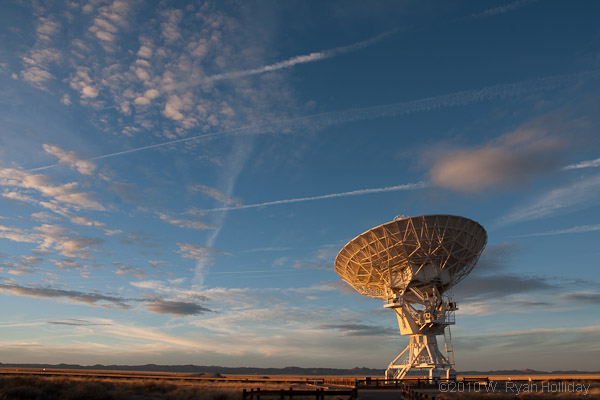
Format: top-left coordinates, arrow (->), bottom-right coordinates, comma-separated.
334,215 -> 486,380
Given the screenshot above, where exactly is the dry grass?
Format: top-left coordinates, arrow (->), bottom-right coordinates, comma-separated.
0,375 -> 244,400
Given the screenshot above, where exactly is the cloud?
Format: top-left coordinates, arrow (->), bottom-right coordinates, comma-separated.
129,280 -> 207,302
0,283 -> 130,309
202,182 -> 428,212
70,216 -> 105,228
36,17 -> 60,40
188,184 -> 241,206
0,167 -> 105,211
177,243 -> 228,264
20,67 -> 54,88
158,213 -> 214,230
519,223 -> 600,237
119,231 -> 156,248
148,260 -> 171,268
28,70 -> 600,172
241,247 -> 290,253
562,292 -> 600,305
145,300 -> 212,316
2,255 -> 43,276
19,16 -> 61,90
114,264 -> 146,280
499,174 -> 600,225
137,45 -> 153,58
30,212 -> 62,222
472,243 -> 519,274
47,318 -> 112,326
318,323 -> 395,337
293,263 -> 334,271
318,280 -> 358,294
161,9 -> 183,43
454,274 -> 555,301
0,224 -> 39,244
50,258 -> 83,271
34,224 -> 103,258
562,156 -> 600,170
430,127 -> 564,192
2,191 -> 37,204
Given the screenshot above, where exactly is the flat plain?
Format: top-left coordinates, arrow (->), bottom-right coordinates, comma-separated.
1,368 -> 599,400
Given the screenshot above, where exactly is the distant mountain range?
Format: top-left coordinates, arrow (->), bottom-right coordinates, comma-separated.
0,363 -> 598,376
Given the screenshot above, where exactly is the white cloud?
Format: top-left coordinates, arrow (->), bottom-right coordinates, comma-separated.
70,216 -> 105,228
0,225 -> 38,244
134,96 -> 151,105
36,17 -> 60,40
163,94 -> 187,121
114,264 -> 146,279
34,224 -> 104,258
43,144 -> 96,175
30,212 -> 62,222
177,243 -> 227,264
19,17 -> 62,90
0,167 -> 104,211
20,67 -> 53,88
134,67 -> 150,81
137,45 -> 153,58
81,85 -> 99,98
144,89 -> 160,99
161,9 -> 183,43
158,213 -> 214,230
2,191 -> 37,204
430,127 -> 564,192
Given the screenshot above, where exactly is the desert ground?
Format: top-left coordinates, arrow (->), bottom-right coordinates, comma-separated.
1,368 -> 599,400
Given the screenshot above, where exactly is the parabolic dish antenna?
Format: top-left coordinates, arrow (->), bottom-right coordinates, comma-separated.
335,214 -> 487,380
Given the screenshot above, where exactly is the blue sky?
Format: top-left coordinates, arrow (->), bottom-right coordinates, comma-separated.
1,0 -> 599,371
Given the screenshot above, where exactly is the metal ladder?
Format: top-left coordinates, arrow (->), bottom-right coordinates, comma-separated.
443,326 -> 455,366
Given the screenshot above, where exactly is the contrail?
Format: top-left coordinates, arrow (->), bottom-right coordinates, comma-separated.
562,157 -> 600,171
200,181 -> 429,212
208,0 -> 537,82
27,70 -> 600,172
27,125 -> 259,172
470,0 -> 538,19
208,28 -> 398,82
516,224 -> 600,237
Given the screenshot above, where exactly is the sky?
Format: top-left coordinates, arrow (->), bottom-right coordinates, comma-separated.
0,0 -> 599,372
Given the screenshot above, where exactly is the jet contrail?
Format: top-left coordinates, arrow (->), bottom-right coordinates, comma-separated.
208,28 -> 399,82
27,70 -> 600,173
208,0 -> 537,82
200,181 -> 429,212
562,157 -> 600,171
517,224 -> 600,237
471,0 -> 537,19
27,124 -> 260,172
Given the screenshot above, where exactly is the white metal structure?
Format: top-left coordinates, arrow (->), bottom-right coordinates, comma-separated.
334,215 -> 486,380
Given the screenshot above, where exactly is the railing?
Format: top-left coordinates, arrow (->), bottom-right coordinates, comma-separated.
355,376 -> 490,388
242,387 -> 357,400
